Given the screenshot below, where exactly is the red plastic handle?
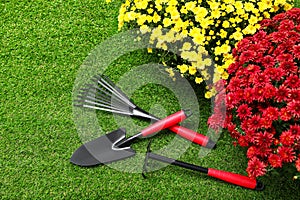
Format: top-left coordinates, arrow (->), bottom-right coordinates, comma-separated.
141,110 -> 188,137
168,125 -> 210,147
207,168 -> 263,190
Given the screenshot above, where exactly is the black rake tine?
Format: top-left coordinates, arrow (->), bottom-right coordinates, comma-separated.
86,83 -> 118,100
81,86 -> 133,109
100,75 -> 132,102
78,88 -> 113,103
77,102 -> 133,115
75,98 -> 132,114
95,75 -> 136,108
78,94 -> 132,112
77,89 -> 110,102
93,74 -> 134,106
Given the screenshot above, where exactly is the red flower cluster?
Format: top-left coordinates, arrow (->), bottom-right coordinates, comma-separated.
209,8 -> 300,178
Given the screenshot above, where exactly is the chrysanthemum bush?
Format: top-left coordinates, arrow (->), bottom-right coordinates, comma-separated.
107,0 -> 293,97
209,8 -> 300,178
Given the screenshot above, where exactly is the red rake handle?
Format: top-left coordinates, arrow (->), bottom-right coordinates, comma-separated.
141,110 -> 190,137
207,169 -> 264,190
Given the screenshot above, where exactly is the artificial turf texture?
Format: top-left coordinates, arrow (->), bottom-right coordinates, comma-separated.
1,1 -> 300,199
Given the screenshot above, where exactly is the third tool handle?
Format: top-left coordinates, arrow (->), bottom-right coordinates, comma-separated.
148,152 -> 264,190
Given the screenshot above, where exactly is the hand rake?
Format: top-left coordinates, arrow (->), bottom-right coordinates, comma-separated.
74,74 -> 216,149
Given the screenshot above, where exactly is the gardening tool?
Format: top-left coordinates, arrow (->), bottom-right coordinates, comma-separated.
74,74 -> 216,149
142,141 -> 265,191
70,110 -> 191,167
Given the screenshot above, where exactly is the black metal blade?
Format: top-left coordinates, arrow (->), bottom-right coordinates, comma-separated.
70,128 -> 136,167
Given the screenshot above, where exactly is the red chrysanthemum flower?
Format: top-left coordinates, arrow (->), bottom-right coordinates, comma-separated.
238,135 -> 249,147
280,108 -> 292,121
227,61 -> 239,74
246,64 -> 261,75
268,154 -> 282,168
239,50 -> 256,63
260,117 -> 273,129
252,73 -> 270,86
254,131 -> 274,147
246,157 -> 267,178
273,13 -> 286,21
289,89 -> 300,101
248,115 -> 262,130
237,104 -> 252,119
208,113 -> 225,131
243,88 -> 255,103
253,30 -> 267,42
284,75 -> 300,88
279,61 -> 298,74
257,146 -> 272,158
280,130 -> 295,146
247,146 -> 258,159
293,45 -> 300,59
253,86 -> 266,102
265,67 -> 284,82
290,125 -> 300,139
261,55 -> 276,68
275,85 -> 289,102
226,121 -> 235,132
278,19 -> 295,31
277,146 -> 296,163
227,77 -> 242,91
287,101 -> 300,118
225,92 -> 238,109
236,38 -> 252,52
270,31 -> 287,43
286,7 -> 300,20
276,53 -> 294,62
262,107 -> 279,121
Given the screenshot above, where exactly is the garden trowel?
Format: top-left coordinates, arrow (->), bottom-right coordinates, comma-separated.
70,109 -> 191,167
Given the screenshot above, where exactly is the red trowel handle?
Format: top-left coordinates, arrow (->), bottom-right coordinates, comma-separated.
141,109 -> 191,137
138,107 -> 216,149
168,126 -> 216,149
116,110 -> 191,148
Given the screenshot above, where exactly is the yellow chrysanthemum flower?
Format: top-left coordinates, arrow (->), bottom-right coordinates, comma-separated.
135,0 -> 149,10
140,25 -> 150,34
232,30 -> 243,40
189,66 -> 197,75
195,77 -> 204,84
222,20 -> 230,28
152,12 -> 161,23
185,2 -> 196,11
234,1 -> 243,10
226,4 -> 235,13
274,0 -> 286,6
163,18 -> 172,27
177,64 -> 189,74
218,29 -> 227,38
182,42 -> 192,51
244,2 -> 255,12
205,91 -> 212,99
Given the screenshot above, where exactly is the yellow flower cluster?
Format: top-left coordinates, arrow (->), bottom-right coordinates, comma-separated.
109,0 -> 294,97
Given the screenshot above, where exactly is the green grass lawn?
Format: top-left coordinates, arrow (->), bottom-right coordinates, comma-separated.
1,1 -> 300,199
